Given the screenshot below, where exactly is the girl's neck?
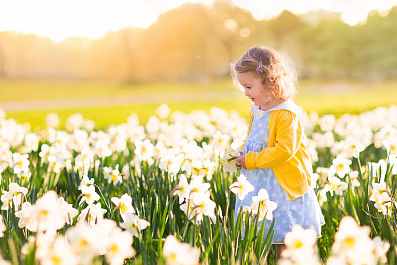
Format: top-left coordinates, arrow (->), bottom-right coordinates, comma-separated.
259,99 -> 285,111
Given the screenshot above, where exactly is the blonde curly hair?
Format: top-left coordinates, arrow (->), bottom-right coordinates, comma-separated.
231,46 -> 297,101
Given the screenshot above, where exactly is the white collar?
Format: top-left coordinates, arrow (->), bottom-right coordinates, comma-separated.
251,100 -> 302,118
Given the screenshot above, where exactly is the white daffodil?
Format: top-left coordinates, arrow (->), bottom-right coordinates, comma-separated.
372,236 -> 390,264
103,165 -> 123,184
156,104 -> 171,119
45,112 -> 60,128
229,174 -> 254,200
111,193 -> 135,218
163,235 -> 200,265
172,174 -> 191,203
57,197 -> 78,225
330,155 -> 352,178
15,201 -> 37,231
331,216 -> 375,265
280,226 -> 320,265
250,189 -> 277,221
343,136 -> 365,158
134,139 -> 154,162
79,185 -> 100,206
189,175 -> 211,202
1,190 -> 13,210
324,176 -> 348,196
29,191 -> 66,232
40,235 -> 79,265
78,174 -> 95,190
66,221 -> 104,265
3,182 -> 29,210
182,196 -> 216,223
119,212 -> 150,237
12,152 -> 30,175
348,171 -> 360,187
370,181 -> 393,216
220,147 -> 239,173
78,203 -> 107,226
105,228 -> 136,265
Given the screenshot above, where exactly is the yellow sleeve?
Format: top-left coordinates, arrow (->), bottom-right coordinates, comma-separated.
238,111 -> 253,153
245,111 -> 302,169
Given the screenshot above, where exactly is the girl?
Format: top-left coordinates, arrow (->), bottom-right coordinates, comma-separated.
233,46 -> 324,260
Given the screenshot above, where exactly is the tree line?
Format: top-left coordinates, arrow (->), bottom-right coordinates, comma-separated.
0,0 -> 396,81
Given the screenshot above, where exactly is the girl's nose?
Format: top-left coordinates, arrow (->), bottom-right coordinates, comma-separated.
244,89 -> 249,96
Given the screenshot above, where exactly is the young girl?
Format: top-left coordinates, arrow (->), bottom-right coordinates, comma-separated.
233,46 -> 324,259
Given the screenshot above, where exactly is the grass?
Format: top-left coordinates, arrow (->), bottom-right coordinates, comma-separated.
2,78 -> 397,131
0,78 -> 233,102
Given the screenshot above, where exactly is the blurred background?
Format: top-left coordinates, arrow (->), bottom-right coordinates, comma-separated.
1,0 -> 397,129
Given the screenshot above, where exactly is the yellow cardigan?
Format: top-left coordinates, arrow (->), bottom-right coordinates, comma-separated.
243,109 -> 312,200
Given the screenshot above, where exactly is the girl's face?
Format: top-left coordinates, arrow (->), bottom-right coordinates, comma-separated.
237,71 -> 280,111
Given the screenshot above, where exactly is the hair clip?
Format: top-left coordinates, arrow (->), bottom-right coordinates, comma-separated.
256,60 -> 263,73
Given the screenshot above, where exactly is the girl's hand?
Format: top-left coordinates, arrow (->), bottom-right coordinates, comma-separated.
236,155 -> 247,169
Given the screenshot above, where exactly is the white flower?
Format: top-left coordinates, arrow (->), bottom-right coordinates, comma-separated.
229,174 -> 254,200
220,147 -> 238,173
119,212 -> 150,237
1,190 -> 13,210
12,153 -> 30,175
324,176 -> 348,196
57,197 -> 78,225
103,165 -> 123,184
45,112 -> 60,128
29,191 -> 67,232
318,114 -> 335,132
156,104 -> 171,119
189,175 -> 211,202
250,189 -> 277,221
40,235 -> 79,265
343,136 -> 365,158
15,201 -> 37,231
78,203 -> 107,226
181,196 -> 216,223
105,228 -> 136,265
172,174 -> 191,204
372,236 -> 390,263
1,182 -> 29,210
66,221 -> 104,265
111,193 -> 135,218
330,155 -> 352,178
280,226 -> 320,265
331,216 -> 375,265
78,175 -> 95,190
134,139 -> 154,162
163,235 -> 200,265
370,181 -> 393,216
79,185 -> 100,205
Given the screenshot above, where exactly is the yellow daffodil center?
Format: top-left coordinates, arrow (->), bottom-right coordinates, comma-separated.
292,240 -> 303,249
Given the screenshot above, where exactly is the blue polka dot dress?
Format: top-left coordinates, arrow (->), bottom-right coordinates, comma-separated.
235,102 -> 325,243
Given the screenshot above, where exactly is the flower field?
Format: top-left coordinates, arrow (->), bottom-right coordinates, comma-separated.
0,104 -> 396,265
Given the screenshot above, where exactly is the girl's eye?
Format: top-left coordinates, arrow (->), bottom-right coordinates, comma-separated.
246,87 -> 251,89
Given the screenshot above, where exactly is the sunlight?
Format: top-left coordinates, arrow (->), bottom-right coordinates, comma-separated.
0,0 -> 396,42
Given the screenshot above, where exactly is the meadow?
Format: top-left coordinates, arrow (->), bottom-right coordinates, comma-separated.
0,78 -> 396,264
1,78 -> 397,130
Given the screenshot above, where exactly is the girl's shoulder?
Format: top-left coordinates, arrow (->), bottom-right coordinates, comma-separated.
270,100 -> 302,117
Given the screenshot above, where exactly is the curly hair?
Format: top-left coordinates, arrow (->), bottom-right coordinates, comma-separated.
231,46 -> 297,101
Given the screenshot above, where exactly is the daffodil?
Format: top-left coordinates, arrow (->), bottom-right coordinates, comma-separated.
230,174 -> 254,200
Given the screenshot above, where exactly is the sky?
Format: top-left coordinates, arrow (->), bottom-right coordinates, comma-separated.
0,0 -> 397,42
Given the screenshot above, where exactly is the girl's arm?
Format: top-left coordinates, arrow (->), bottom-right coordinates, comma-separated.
244,111 -> 303,170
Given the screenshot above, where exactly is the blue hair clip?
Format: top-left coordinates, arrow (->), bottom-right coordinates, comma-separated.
256,60 -> 263,73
